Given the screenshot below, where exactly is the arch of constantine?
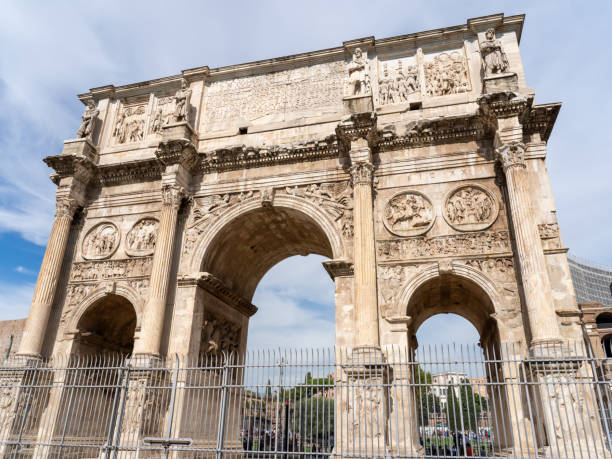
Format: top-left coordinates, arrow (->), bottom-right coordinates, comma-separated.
2,12 -> 610,458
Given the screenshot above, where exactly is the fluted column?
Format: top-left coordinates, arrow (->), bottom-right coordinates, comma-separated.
496,142 -> 561,346
350,160 -> 379,348
134,184 -> 185,357
19,197 -> 78,358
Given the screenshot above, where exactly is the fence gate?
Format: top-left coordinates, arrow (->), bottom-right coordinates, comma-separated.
0,344 -> 611,458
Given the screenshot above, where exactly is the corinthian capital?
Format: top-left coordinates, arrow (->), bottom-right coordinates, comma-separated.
495,141 -> 526,172
349,161 -> 374,186
161,184 -> 187,209
55,197 -> 79,219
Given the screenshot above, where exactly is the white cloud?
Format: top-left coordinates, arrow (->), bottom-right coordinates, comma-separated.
14,266 -> 35,275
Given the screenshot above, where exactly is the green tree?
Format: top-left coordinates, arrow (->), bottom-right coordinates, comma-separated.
293,397 -> 334,437
413,364 -> 442,426
446,379 -> 488,432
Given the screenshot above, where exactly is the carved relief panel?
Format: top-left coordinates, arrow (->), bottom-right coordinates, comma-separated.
112,98 -> 148,144
377,57 -> 420,105
126,218 -> 159,257
202,61 -> 345,129
149,96 -> 174,134
200,312 -> 241,358
423,50 -> 471,97
383,191 -> 434,237
443,185 -> 498,231
81,222 -> 120,260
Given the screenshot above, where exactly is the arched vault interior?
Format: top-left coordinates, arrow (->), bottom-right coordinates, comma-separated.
407,274 -> 496,338
201,206 -> 333,301
76,294 -> 137,354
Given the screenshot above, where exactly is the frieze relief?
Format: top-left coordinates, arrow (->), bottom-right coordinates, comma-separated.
383,191 -> 434,237
70,257 -> 153,282
112,101 -> 147,144
378,59 -> 419,105
126,218 -> 159,257
423,51 -> 471,97
203,61 -> 344,125
377,230 -> 510,261
81,222 -> 120,260
444,185 -> 498,232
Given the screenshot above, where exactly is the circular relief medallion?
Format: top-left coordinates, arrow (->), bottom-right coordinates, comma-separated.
81,222 -> 120,260
383,191 -> 435,237
443,184 -> 499,231
126,218 -> 159,256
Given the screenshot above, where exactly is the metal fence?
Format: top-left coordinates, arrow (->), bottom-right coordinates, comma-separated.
0,343 -> 611,458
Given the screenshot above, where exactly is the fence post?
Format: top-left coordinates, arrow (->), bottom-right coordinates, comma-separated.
215,353 -> 231,459
111,361 -> 132,459
104,360 -> 126,459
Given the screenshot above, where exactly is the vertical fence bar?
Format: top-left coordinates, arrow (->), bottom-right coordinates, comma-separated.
215,353 -> 230,459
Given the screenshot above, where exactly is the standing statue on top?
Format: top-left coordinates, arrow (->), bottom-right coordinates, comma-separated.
172,79 -> 192,123
347,48 -> 371,96
480,28 -> 510,76
77,101 -> 99,140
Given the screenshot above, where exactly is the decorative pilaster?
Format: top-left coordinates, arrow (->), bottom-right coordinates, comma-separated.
480,91 -> 562,351
133,184 -> 186,357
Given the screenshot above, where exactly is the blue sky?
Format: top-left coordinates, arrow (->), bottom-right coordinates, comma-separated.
1,1 -> 610,349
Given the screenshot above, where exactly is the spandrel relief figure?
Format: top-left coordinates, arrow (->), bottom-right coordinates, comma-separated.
76,101 -> 99,140
480,28 -> 509,76
347,48 -> 370,96
172,80 -> 192,123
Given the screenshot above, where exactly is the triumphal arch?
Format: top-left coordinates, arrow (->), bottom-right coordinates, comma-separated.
9,13 -> 610,457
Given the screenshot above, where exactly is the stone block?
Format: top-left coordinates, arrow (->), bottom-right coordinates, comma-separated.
483,72 -> 519,93
343,94 -> 373,114
60,138 -> 98,164
161,121 -> 195,143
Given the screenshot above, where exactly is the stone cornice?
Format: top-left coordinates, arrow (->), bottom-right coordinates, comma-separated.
201,136 -> 340,173
96,159 -> 163,186
377,114 -> 487,153
322,260 -> 354,279
179,272 -> 258,317
523,103 -> 561,142
44,154 -> 96,185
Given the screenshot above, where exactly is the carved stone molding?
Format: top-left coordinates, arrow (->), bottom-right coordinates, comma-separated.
538,223 -> 562,250
322,260 -> 354,279
81,222 -> 120,260
495,141 -> 526,171
377,230 -> 510,261
182,272 -> 258,318
462,257 -> 515,281
97,159 -> 163,186
377,115 -> 486,152
44,154 -> 96,185
161,184 -> 187,209
55,197 -> 80,220
443,184 -> 499,232
383,191 -> 434,237
349,161 -> 374,186
335,112 -> 378,152
155,138 -> 199,172
126,218 -> 159,257
478,91 -> 530,121
202,138 -> 339,173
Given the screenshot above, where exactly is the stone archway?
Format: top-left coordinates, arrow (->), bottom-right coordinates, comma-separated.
170,195 -> 351,358
73,293 -> 137,355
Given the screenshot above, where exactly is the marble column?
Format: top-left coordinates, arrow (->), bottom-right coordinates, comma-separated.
349,160 -> 379,348
133,184 -> 185,357
496,140 -> 561,348
18,197 -> 79,358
